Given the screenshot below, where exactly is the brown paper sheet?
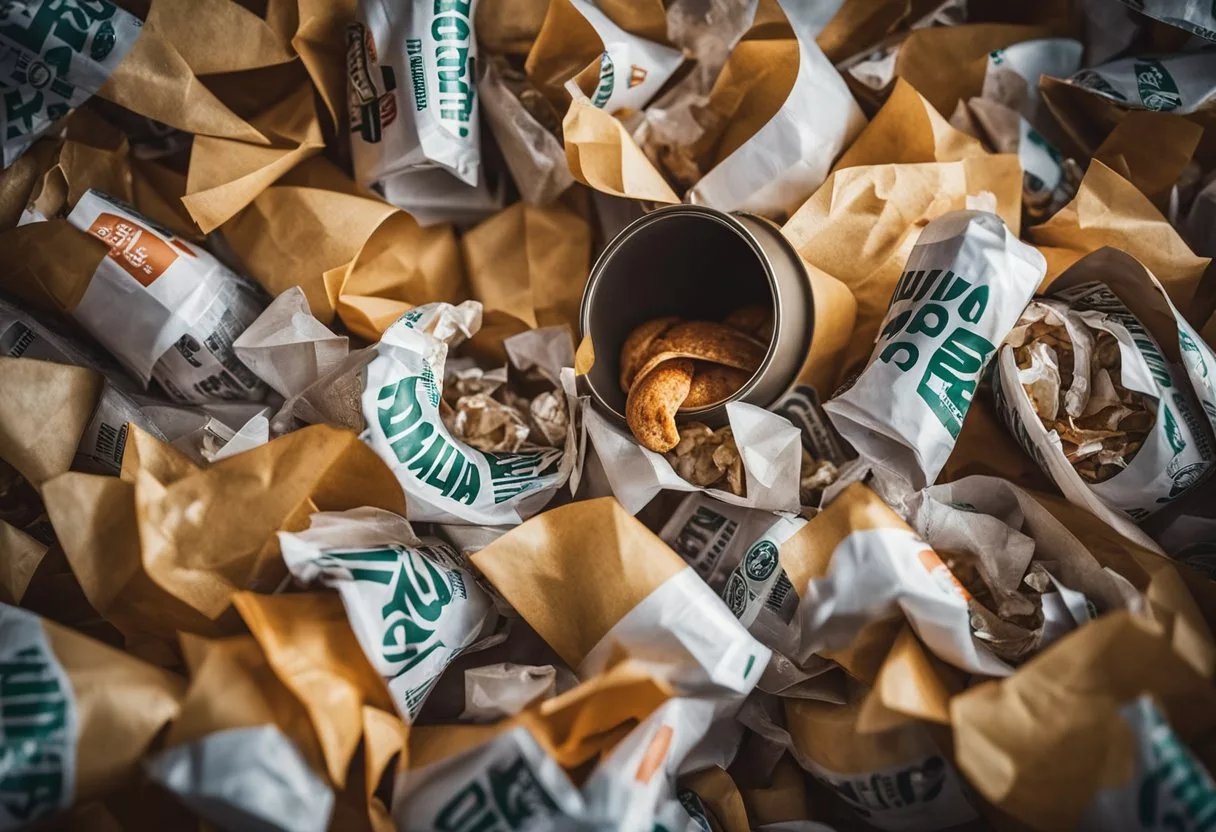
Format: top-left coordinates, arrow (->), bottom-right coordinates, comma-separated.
739,753 -> 812,826
146,0 -> 296,78
681,766 -> 751,832
782,152 -> 1023,384
462,201 -> 591,333
471,496 -> 686,669
1092,110 -> 1202,209
294,0 -> 358,127
951,611 -> 1216,830
222,158 -> 466,332
183,81 -> 324,233
0,517 -> 46,604
166,632 -> 327,778
857,625 -> 964,732
1030,160 -> 1210,315
816,0 -> 916,63
0,220 -> 109,315
232,591 -> 396,788
477,0 -> 550,55
563,98 -> 681,204
42,615 -> 186,801
0,358 -> 102,488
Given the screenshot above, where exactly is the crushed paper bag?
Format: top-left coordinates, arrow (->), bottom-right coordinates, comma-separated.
525,0 -> 680,114
0,0 -> 144,169
478,56 -> 573,206
472,497 -> 771,701
349,0 -> 482,202
461,663 -> 558,721
231,591 -> 398,791
581,397 -> 802,515
233,285 -> 350,401
952,610 -> 1216,831
1092,109 -> 1202,208
15,189 -> 271,404
782,482 -> 1013,679
912,475 -> 1138,663
824,210 -> 1046,490
461,200 -> 590,334
278,506 -> 498,723
563,93 -> 681,203
993,247 -> 1216,531
0,518 -> 45,605
684,0 -> 866,219
1030,160 -> 1211,313
361,301 -> 578,525
785,690 -> 981,832
0,602 -> 185,829
220,157 -> 467,337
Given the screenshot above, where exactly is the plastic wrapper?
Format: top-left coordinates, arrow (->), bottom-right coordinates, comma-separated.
0,602 -> 185,829
0,0 -> 143,169
361,301 -> 579,525
824,210 -> 1046,490
349,0 -> 482,191
278,506 -> 498,722
62,189 -> 269,404
993,247 -> 1216,532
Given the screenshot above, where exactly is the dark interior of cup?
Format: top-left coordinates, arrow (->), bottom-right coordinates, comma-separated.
583,211 -> 775,419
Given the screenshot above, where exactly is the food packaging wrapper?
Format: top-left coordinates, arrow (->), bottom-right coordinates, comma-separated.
824,209 -> 1046,491
471,497 -> 771,703
361,301 -> 578,525
1114,0 -> 1216,40
785,690 -> 980,832
952,610 -> 1216,830
525,0 -> 681,115
461,662 -> 558,721
993,246 -> 1216,532
52,189 -> 269,403
349,0 -> 482,199
1066,49 -> 1216,116
0,602 -> 185,829
581,398 -> 803,516
278,506 -> 498,722
0,0 -> 143,169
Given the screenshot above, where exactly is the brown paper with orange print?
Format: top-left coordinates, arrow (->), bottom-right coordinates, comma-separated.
781,82 -> 1023,387
472,497 -> 686,671
951,611 -> 1216,831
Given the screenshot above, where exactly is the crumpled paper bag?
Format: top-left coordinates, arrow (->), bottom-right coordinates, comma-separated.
471,496 -> 771,701
361,301 -> 578,525
563,93 -> 681,203
951,610 -> 1216,830
782,87 -> 1024,386
0,358 -> 104,488
0,518 -> 46,605
824,210 -> 1046,491
278,506 -> 499,723
221,157 -> 467,338
0,602 -> 185,827
40,423 -> 405,654
461,200 -> 590,334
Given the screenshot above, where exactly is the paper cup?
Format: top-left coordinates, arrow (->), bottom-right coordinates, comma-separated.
579,205 -> 827,428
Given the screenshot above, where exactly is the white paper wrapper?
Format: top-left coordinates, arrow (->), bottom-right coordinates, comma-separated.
349,0 -> 481,211
278,506 -> 497,722
144,725 -> 334,832
65,190 -> 269,404
381,165 -> 507,227
993,256 -> 1216,531
568,0 -> 683,114
0,604 -> 79,830
232,286 -> 349,401
982,38 -> 1083,128
0,0 -> 143,168
824,210 -> 1046,490
1115,0 -> 1216,40
137,400 -> 273,466
461,663 -> 556,721
687,0 -> 865,218
1079,696 -> 1216,830
361,302 -> 578,525
966,98 -> 1073,214
393,725 -> 585,831
1066,50 -> 1216,114
479,59 -> 572,207
583,402 -> 802,516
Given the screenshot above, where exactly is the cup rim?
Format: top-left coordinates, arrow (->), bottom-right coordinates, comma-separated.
578,204 -> 784,424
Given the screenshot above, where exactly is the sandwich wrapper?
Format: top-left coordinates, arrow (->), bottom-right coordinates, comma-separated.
823,209 -> 1046,491
360,301 -> 578,525
0,602 -> 185,830
0,0 -> 143,169
278,506 -> 498,722
992,246 -> 1216,534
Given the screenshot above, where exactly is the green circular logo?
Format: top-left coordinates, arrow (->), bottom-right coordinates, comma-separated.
744,540 -> 779,581
725,573 -> 748,617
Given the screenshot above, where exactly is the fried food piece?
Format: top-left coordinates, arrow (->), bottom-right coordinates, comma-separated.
619,316 -> 680,393
681,363 -> 752,410
626,359 -> 695,453
723,304 -> 775,342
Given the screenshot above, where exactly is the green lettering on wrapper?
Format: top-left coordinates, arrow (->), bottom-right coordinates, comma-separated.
0,645 -> 71,826
917,328 -> 995,438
